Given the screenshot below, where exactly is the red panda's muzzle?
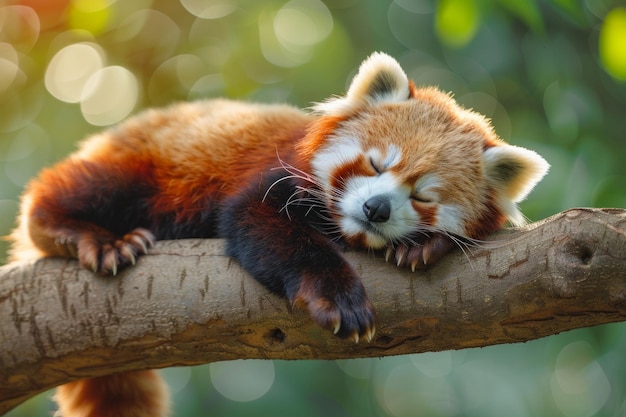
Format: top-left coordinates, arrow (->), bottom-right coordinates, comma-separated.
362,196 -> 391,223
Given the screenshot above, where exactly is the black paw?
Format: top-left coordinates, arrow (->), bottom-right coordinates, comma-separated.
293,274 -> 376,343
386,233 -> 456,271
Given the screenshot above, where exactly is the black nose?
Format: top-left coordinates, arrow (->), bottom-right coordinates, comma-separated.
363,197 -> 391,223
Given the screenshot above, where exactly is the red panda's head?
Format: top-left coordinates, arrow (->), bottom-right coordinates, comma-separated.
299,52 -> 549,249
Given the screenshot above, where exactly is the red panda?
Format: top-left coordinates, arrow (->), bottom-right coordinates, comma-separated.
9,52 -> 548,417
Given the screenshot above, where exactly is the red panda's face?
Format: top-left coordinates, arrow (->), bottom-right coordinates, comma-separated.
312,140 -> 438,248
310,101 -> 486,248
303,52 -> 549,248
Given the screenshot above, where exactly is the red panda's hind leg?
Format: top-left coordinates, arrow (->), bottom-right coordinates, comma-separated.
74,227 -> 155,275
26,208 -> 156,275
20,156 -> 157,275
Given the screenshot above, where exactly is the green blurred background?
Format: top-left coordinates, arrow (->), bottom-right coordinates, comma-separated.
2,0 -> 626,416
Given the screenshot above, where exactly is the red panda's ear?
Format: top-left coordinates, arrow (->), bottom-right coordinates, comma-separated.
313,52 -> 410,115
483,144 -> 550,225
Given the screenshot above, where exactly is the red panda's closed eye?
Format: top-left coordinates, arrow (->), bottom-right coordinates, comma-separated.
411,193 -> 434,204
369,157 -> 383,175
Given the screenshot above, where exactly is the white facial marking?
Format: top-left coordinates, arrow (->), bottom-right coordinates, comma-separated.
382,144 -> 402,169
414,174 -> 440,201
311,135 -> 362,190
313,141 -> 468,247
366,144 -> 402,175
339,171 -> 418,247
436,205 -> 464,235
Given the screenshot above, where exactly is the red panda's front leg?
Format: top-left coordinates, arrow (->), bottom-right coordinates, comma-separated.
219,172 -> 376,342
387,233 -> 456,271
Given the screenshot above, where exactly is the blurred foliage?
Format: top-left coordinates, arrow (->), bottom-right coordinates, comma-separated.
2,0 -> 626,416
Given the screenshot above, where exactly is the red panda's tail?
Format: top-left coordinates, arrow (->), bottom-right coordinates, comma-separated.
55,370 -> 170,417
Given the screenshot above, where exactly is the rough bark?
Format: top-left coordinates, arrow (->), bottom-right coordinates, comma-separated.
2,208 -> 626,414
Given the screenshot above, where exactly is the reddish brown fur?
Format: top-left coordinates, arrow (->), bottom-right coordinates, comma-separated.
463,192 -> 507,239
10,100 -> 314,263
329,155 -> 372,190
295,115 -> 347,171
9,53 -> 548,417
410,202 -> 437,226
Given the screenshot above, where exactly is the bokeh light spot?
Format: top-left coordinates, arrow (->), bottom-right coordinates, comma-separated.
19,0 -> 70,30
599,7 -> 626,80
551,341 -> 611,417
410,351 -> 452,378
80,66 -> 138,126
274,0 -> 333,50
0,87 -> 43,133
180,0 -> 237,19
260,0 -> 333,67
585,0 -> 611,18
3,124 -> 51,187
113,9 -> 181,66
0,43 -> 20,94
435,0 -> 479,47
335,358 -> 375,379
188,74 -> 225,99
209,360 -> 274,402
0,5 -> 41,51
160,368 -> 192,395
68,0 -> 112,35
0,126 -> 40,162
378,363 -> 457,417
393,0 -> 433,14
543,81 -> 579,143
592,175 -> 626,211
45,42 -> 105,103
148,53 -> 206,103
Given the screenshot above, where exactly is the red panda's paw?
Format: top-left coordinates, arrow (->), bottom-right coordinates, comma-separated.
293,274 -> 376,343
77,228 -> 155,275
386,234 -> 456,272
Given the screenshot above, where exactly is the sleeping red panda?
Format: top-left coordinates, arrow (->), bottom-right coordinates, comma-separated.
9,52 -> 548,417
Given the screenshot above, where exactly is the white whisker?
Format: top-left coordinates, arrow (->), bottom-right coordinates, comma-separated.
266,150 -> 507,273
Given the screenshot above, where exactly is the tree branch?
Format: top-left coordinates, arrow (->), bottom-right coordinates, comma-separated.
2,208 -> 626,414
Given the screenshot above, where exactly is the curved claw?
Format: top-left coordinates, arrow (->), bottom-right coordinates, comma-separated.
77,228 -> 156,275
387,233 -> 457,271
293,278 -> 377,344
385,246 -> 394,263
394,244 -> 408,267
